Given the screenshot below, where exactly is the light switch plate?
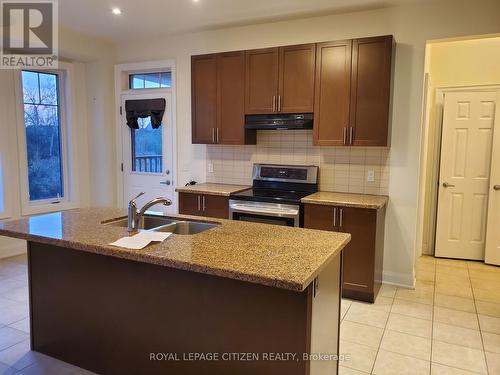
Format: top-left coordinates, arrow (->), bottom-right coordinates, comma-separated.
367,170 -> 375,183
208,162 -> 214,173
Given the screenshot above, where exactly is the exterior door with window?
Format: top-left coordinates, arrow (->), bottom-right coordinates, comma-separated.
121,92 -> 175,213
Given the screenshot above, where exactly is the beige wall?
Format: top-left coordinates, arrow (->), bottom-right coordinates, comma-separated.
420,36 -> 500,255
116,0 -> 500,287
0,28 -> 116,258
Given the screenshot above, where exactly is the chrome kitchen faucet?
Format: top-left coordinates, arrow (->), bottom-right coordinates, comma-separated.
128,192 -> 172,231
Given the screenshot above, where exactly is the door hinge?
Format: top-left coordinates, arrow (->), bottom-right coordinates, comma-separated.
121,163 -> 123,172
119,106 -> 122,115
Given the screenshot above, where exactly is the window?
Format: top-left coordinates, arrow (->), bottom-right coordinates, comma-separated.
21,70 -> 64,202
131,117 -> 163,173
129,72 -> 171,89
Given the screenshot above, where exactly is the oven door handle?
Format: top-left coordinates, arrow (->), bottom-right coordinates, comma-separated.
229,203 -> 299,218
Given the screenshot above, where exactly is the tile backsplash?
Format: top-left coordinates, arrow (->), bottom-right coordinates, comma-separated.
206,130 -> 390,195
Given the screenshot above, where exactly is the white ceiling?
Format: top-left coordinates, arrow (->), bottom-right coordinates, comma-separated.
59,0 -> 413,43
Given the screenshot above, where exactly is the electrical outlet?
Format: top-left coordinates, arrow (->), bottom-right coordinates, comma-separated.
367,170 -> 375,183
208,162 -> 214,173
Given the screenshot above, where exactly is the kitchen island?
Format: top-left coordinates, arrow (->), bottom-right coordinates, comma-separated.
0,208 -> 350,375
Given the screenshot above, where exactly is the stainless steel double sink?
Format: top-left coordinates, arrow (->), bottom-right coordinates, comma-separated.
103,215 -> 219,235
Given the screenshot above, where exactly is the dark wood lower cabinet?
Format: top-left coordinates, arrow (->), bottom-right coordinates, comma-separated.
304,204 -> 385,302
28,241 -> 342,375
179,192 -> 229,219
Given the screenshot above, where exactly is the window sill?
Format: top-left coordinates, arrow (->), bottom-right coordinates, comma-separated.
21,202 -> 79,217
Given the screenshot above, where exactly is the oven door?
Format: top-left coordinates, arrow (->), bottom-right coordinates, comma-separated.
229,200 -> 300,227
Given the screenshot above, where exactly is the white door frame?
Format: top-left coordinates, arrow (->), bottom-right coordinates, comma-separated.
415,84 -> 500,257
114,60 -> 177,209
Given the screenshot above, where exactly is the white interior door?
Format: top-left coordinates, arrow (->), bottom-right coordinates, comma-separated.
435,91 -> 497,260
485,93 -> 500,265
121,92 -> 175,213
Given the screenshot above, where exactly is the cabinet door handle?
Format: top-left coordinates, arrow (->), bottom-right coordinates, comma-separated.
349,127 -> 354,145
216,128 -> 219,144
278,95 -> 282,112
202,196 -> 206,211
339,209 -> 344,228
343,127 -> 347,145
197,195 -> 201,211
212,128 -> 216,143
272,96 -> 276,112
333,207 -> 337,228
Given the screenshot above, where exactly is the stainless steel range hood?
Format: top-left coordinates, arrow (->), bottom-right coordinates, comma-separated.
244,113 -> 313,130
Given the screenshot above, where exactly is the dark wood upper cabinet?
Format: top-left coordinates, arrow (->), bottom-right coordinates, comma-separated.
278,44 -> 316,113
350,36 -> 393,146
192,52 -> 256,145
313,40 -> 352,146
191,55 -> 218,144
245,48 -> 279,114
314,35 -> 393,147
245,44 -> 316,114
218,51 -> 254,145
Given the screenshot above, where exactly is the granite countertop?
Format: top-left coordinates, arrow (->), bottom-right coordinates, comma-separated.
0,208 -> 350,292
302,191 -> 388,209
175,183 -> 251,197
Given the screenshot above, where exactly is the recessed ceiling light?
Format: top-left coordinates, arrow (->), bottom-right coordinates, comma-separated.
192,0 -> 199,3
112,7 -> 122,15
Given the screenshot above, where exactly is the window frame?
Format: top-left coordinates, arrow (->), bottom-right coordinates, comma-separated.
128,71 -> 172,90
14,63 -> 79,215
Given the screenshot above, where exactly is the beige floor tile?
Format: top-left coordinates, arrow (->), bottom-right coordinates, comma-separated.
435,265 -> 469,278
435,282 -> 473,299
416,268 -> 436,283
482,332 -> 500,354
353,296 -> 393,312
432,322 -> 482,349
433,307 -> 479,330
340,321 -> 384,348
485,351 -> 500,374
386,313 -> 432,338
344,303 -> 389,329
467,261 -> 500,271
435,273 -> 470,286
473,287 -> 500,304
468,269 -> 500,282
417,255 -> 436,265
378,284 -> 397,298
380,330 -> 431,360
431,363 -> 481,374
476,300 -> 500,318
431,341 -> 487,374
436,259 -> 468,269
339,339 -> 377,373
372,350 -> 430,375
339,366 -> 369,375
470,278 -> 499,292
434,294 -> 475,313
391,299 -> 433,320
478,314 -> 500,334
395,287 -> 434,305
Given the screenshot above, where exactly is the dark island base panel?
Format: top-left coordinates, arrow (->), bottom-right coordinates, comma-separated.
27,242 -> 339,375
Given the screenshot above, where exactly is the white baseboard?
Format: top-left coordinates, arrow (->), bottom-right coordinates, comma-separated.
382,269 -> 415,289
0,242 -> 27,259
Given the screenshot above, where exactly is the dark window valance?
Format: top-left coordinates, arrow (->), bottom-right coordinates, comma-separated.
125,98 -> 166,129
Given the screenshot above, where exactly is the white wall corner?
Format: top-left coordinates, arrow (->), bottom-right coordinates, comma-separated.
0,238 -> 26,259
382,269 -> 415,289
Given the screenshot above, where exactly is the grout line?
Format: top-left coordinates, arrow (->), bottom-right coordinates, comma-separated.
369,294 -> 395,374
468,262 -> 490,375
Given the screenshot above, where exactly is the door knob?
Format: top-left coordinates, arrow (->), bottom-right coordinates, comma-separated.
494,185 -> 500,191
442,182 -> 455,188
160,180 -> 171,186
